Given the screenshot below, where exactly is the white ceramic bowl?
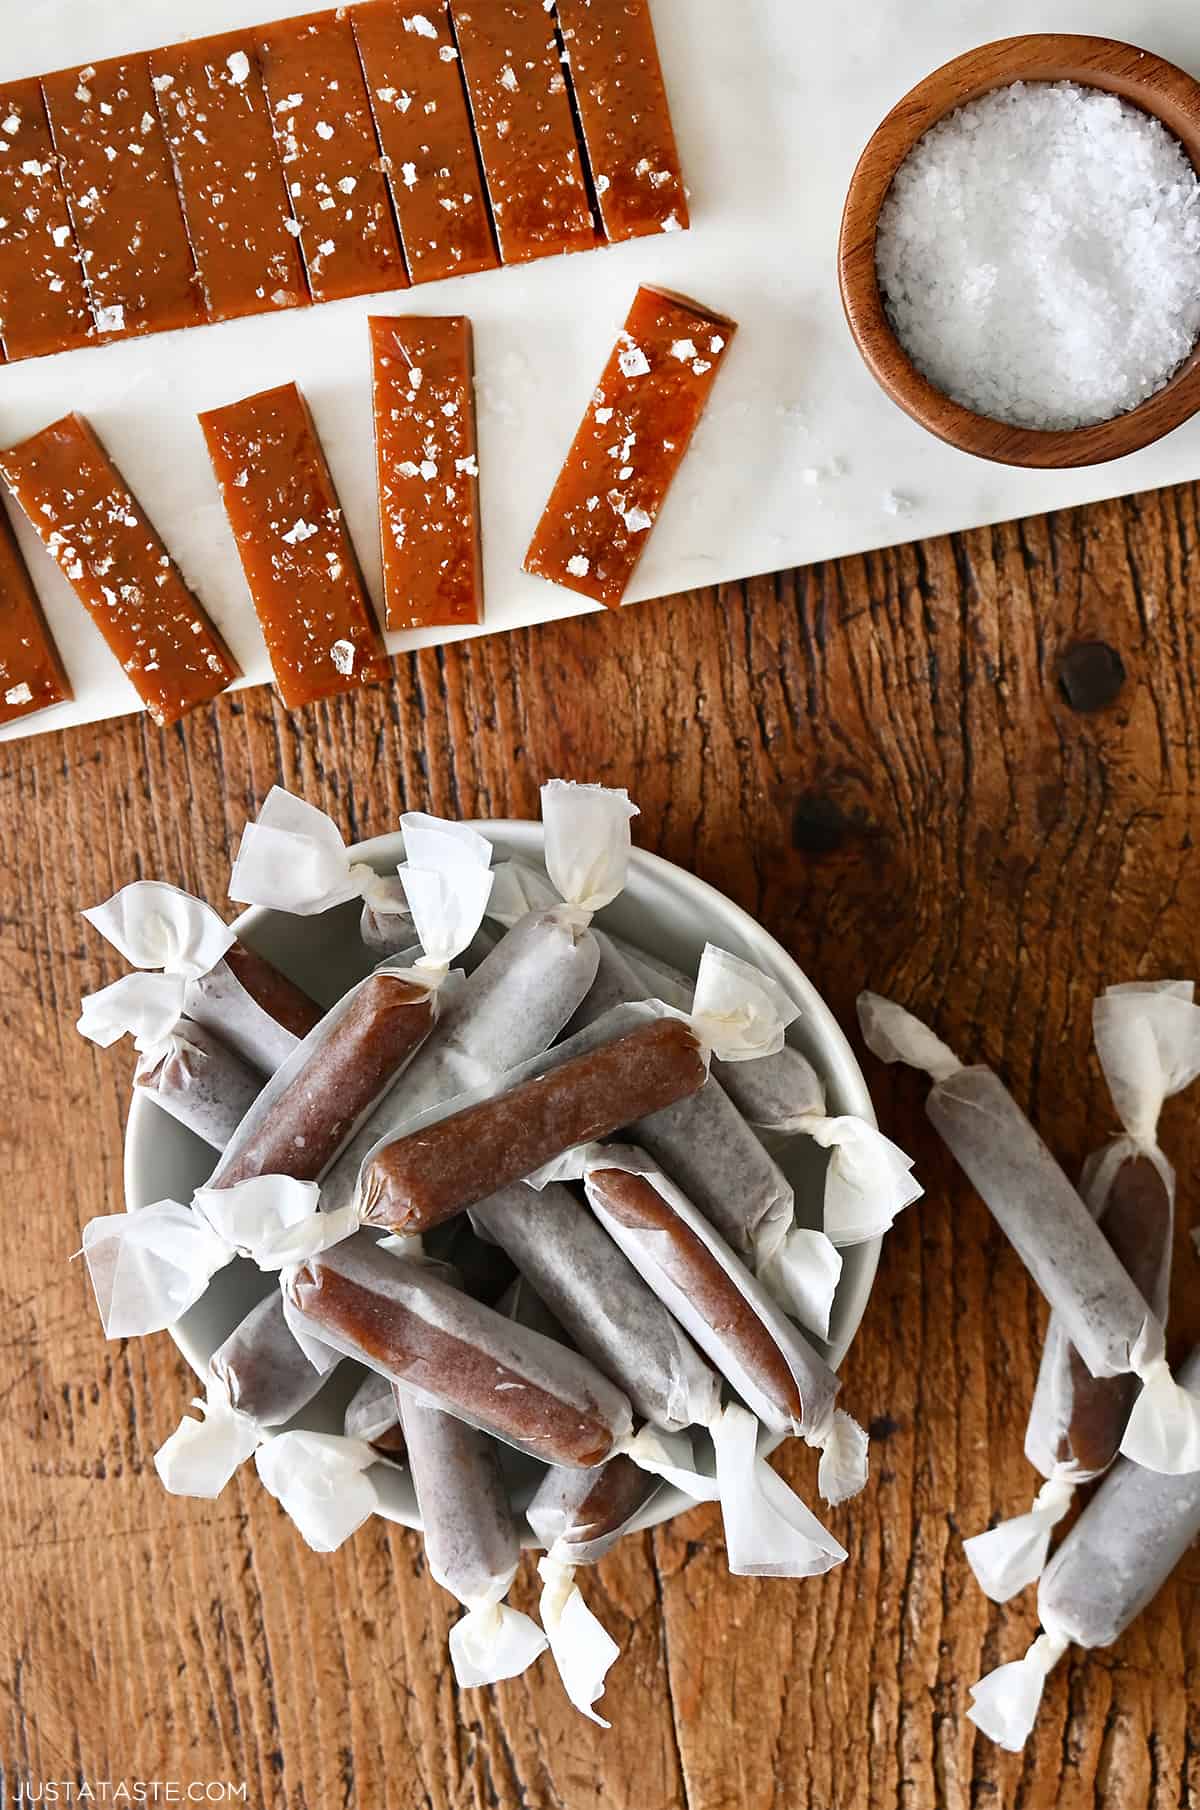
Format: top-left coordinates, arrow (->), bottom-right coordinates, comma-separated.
125,821 -> 879,1535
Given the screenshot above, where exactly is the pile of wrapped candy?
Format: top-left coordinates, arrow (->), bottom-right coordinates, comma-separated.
75,779 -> 922,1723
859,987 -> 1200,1751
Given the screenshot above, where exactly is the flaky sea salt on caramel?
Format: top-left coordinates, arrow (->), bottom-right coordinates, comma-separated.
150,31 -> 308,323
0,500 -> 72,726
199,382 -> 389,710
0,79 -> 93,360
41,55 -> 205,338
353,2 -> 497,283
525,286 -> 735,606
0,413 -> 236,727
257,10 -> 407,303
370,313 -> 483,631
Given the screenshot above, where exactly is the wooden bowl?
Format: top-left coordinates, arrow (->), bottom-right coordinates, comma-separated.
838,35 -> 1200,468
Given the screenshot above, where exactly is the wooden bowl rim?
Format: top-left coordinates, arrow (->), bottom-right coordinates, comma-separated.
838,33 -> 1200,468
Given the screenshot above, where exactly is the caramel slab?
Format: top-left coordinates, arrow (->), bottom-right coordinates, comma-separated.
450,0 -> 594,264
370,314 -> 482,631
149,31 -> 308,324
525,286 -> 735,607
200,382 -> 390,710
257,10 -> 407,303
0,414 -> 236,727
0,502 -> 72,726
556,0 -> 688,240
41,56 -> 205,338
353,1 -> 497,283
0,79 -> 94,360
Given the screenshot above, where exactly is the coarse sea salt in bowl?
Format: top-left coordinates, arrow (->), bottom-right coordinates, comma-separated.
123,820 -> 879,1539
838,34 -> 1200,468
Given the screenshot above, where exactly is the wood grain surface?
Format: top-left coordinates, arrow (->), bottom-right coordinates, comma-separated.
3,483 -> 1200,1810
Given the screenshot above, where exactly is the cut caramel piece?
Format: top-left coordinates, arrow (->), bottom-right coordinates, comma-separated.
451,0 -> 594,264
353,1 -> 497,284
150,31 -> 308,324
0,502 -> 72,726
371,313 -> 482,631
257,10 -> 407,303
0,414 -> 237,726
41,56 -> 206,338
525,286 -> 735,608
0,78 -> 94,360
200,382 -> 390,711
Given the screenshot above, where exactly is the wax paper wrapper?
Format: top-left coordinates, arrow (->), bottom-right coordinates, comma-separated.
78,881 -> 237,1052
134,1019 -> 262,1153
255,1430 -> 380,1550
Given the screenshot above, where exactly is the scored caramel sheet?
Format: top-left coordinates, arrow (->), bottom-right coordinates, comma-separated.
0,413 -> 237,725
352,0 -> 498,285
370,313 -> 482,631
41,54 -> 206,339
150,30 -> 309,324
199,380 -> 390,710
0,78 -> 95,361
555,0 -> 688,241
451,0 -> 595,264
257,9 -> 407,303
0,500 -> 72,726
525,285 -> 735,607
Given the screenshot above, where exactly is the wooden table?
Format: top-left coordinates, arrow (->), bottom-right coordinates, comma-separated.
4,484 -> 1199,1810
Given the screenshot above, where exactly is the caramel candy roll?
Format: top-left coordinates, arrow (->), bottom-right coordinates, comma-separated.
556,0 -> 688,240
371,313 -> 483,631
211,1290 -> 329,1427
41,55 -> 205,338
527,1455 -> 661,1565
200,382 -> 389,710
0,501 -> 72,726
451,0 -> 594,263
353,2 -> 497,282
525,286 -> 735,606
285,1234 -> 633,1466
359,1009 -> 709,1234
343,1370 -> 406,1460
185,941 -> 322,1076
257,10 -> 407,302
0,78 -> 93,359
135,1018 -> 263,1153
0,413 -> 238,726
149,32 -> 308,323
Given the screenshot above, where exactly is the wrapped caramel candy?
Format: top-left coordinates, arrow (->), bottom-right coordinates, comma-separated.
343,1371 -> 406,1461
859,993 -> 1200,1474
965,981 -> 1200,1603
209,815 -> 493,1192
134,1020 -> 261,1153
398,1391 -> 547,1688
358,944 -> 798,1238
284,1233 -> 634,1468
969,1347 -> 1200,1750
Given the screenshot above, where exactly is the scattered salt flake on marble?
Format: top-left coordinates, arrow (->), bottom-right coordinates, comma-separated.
95,304 -> 125,332
801,467 -> 821,486
330,639 -> 356,675
282,518 -> 319,545
227,51 -> 250,85
882,490 -> 914,516
566,554 -> 590,578
5,683 -> 33,707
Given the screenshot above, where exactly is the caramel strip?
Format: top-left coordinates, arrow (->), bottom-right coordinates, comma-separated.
211,1291 -> 329,1424
41,55 -> 205,338
1058,1153 -> 1174,1475
0,502 -> 72,726
257,9 -> 407,302
353,1 -> 497,283
149,31 -> 308,324
360,1014 -> 708,1233
589,1165 -> 804,1426
215,971 -> 435,1188
223,942 -> 322,1042
524,285 -> 735,607
0,78 -> 94,359
288,1234 -> 629,1466
0,413 -> 237,727
199,382 -> 389,711
135,1019 -> 262,1152
527,1454 -> 659,1562
556,0 -> 688,241
450,0 -> 594,264
370,313 -> 482,631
